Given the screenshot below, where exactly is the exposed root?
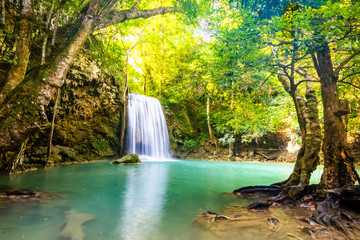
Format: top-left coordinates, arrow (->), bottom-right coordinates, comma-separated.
283,233 -> 304,240
1,138 -> 29,174
231,184 -> 360,239
233,185 -> 282,198
247,200 -> 271,210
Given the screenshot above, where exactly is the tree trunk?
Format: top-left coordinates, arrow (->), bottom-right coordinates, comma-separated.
118,100 -> 127,156
183,106 -> 194,133
118,55 -> 128,156
229,141 -> 234,157
207,97 -> 218,148
51,9 -> 60,46
277,73 -> 322,186
46,88 -> 60,165
3,138 -> 29,174
313,43 -> 359,188
0,0 -> 32,104
0,0 -> 5,28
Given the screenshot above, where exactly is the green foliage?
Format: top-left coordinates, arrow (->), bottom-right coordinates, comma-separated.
87,0 -> 360,151
67,151 -> 76,158
0,29 -> 18,65
218,133 -> 235,146
182,138 -> 199,152
92,139 -> 110,152
213,91 -> 290,143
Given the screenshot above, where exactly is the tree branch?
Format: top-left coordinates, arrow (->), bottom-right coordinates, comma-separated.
339,71 -> 360,82
338,80 -> 360,90
256,73 -> 274,89
311,53 -> 320,74
294,67 -> 319,81
128,21 -> 149,52
95,6 -> 175,31
131,0 -> 141,10
335,49 -> 360,76
264,41 -> 292,47
294,79 -> 320,89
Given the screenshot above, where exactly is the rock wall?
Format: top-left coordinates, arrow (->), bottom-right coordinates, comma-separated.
25,50 -> 124,165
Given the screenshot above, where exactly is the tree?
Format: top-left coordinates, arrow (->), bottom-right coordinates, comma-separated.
285,1 -> 360,188
212,0 -> 360,188
207,1 -> 322,182
268,2 -> 322,186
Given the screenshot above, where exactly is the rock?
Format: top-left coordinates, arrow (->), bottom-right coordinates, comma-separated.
267,217 -> 279,226
5,190 -> 38,197
233,185 -> 282,196
112,154 -> 141,164
22,50 -> 122,165
59,210 -> 96,240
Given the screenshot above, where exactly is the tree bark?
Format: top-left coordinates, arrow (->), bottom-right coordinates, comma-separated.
313,43 -> 359,188
0,0 -> 5,28
46,88 -> 60,165
0,1 -> 175,155
2,138 -> 29,174
0,0 -> 32,104
119,99 -> 127,156
277,72 -> 322,186
51,9 -> 60,46
207,97 -> 218,148
41,0 -> 55,65
118,54 -> 128,156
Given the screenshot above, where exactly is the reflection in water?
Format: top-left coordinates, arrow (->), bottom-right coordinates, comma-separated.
118,164 -> 169,240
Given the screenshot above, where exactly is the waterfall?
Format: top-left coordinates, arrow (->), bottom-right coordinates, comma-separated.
126,93 -> 171,160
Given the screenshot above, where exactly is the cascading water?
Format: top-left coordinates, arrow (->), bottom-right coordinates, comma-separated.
126,93 -> 171,160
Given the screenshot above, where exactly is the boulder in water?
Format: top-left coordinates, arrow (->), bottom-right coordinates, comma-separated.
112,154 -> 141,164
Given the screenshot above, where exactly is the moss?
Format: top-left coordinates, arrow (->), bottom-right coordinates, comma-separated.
49,154 -> 62,163
112,154 -> 141,164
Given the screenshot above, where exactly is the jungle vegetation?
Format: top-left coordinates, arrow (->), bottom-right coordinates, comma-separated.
0,0 -> 359,190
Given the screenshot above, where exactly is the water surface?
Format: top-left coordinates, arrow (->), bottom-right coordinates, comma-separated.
0,160 -> 322,240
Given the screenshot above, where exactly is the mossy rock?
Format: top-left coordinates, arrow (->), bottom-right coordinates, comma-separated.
112,154 -> 141,164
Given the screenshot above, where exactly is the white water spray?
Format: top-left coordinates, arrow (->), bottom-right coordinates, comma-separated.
126,93 -> 171,160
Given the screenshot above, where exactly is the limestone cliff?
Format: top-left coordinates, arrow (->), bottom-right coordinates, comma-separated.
24,50 -> 124,166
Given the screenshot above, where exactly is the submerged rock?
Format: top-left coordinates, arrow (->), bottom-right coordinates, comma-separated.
59,210 -> 96,240
112,154 -> 141,164
5,190 -> 38,197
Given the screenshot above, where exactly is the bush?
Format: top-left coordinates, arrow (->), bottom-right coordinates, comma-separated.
182,138 -> 198,152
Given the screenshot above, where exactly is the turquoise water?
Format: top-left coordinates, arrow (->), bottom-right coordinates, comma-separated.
0,160 -> 323,240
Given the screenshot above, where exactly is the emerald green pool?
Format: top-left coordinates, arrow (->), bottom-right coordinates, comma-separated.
0,160 -> 323,240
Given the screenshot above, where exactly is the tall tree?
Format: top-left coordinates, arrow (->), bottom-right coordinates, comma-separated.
214,0 -> 360,188
0,0 -> 32,104
302,1 -> 360,188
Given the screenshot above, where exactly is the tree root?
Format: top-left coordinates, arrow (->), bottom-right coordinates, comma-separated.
233,185 -> 282,197
281,233 -> 304,240
233,183 -> 360,239
1,138 -> 29,175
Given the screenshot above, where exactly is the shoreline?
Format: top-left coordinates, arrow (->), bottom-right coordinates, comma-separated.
7,156 -> 359,175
